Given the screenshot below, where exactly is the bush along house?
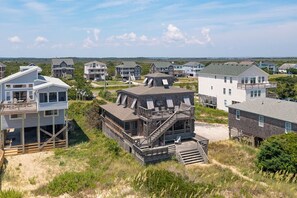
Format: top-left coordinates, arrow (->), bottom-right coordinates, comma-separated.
100,73 -> 208,165
228,98 -> 297,147
0,66 -> 70,156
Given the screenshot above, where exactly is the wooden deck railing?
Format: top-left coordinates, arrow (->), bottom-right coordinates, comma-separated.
0,101 -> 37,115
133,144 -> 168,157
237,82 -> 277,89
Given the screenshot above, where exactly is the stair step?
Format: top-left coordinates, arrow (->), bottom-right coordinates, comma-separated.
180,152 -> 201,158
180,150 -> 199,155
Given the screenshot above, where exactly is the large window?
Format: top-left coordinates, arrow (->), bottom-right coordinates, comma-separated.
258,90 -> 261,97
39,93 -> 48,103
285,122 -> 292,133
224,76 -> 227,83
250,91 -> 254,97
10,114 -> 25,120
49,92 -> 57,102
250,77 -> 256,84
58,92 -> 66,101
223,88 -> 226,94
236,110 -> 240,120
259,115 -> 264,127
245,77 -> 248,84
229,89 -> 231,95
44,110 -> 58,117
5,91 -> 11,101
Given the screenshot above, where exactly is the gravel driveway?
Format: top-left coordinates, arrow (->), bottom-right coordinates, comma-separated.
195,122 -> 229,142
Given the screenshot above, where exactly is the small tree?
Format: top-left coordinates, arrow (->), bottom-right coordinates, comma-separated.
85,99 -> 107,129
256,133 -> 297,173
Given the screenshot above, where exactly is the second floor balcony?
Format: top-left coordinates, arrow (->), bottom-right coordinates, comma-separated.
0,100 -> 37,115
237,82 -> 277,90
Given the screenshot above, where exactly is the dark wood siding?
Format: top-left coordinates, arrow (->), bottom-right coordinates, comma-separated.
229,108 -> 297,139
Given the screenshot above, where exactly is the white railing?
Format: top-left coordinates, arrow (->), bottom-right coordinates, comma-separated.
237,82 -> 277,89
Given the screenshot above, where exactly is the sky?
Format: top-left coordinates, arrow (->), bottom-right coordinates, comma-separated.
1,0 -> 297,58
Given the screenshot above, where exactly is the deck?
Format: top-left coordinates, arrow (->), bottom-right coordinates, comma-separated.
0,102 -> 37,115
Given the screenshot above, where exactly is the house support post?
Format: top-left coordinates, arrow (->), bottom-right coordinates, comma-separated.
21,113 -> 25,153
0,115 -> 3,149
37,112 -> 40,150
65,111 -> 68,148
52,114 -> 55,148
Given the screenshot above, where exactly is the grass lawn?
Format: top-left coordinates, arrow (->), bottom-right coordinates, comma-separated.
195,102 -> 228,124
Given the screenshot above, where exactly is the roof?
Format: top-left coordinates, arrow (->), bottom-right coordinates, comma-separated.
116,61 -> 139,68
100,103 -> 139,121
52,58 -> 74,65
184,62 -> 203,66
0,62 -> 6,67
199,63 -> 254,76
84,61 -> 106,66
152,62 -> 173,68
239,61 -> 256,65
229,98 -> 297,123
0,66 -> 39,84
119,86 -> 193,96
34,76 -> 70,90
224,62 -> 238,65
279,63 -> 297,70
145,73 -> 172,78
20,65 -> 42,73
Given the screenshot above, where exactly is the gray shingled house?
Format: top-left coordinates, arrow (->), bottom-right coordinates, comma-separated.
228,98 -> 297,146
0,62 -> 6,79
150,62 -> 174,76
100,73 -> 208,165
51,58 -> 74,78
115,61 -> 141,80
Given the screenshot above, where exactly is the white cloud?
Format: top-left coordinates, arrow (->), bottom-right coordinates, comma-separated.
8,36 -> 22,44
107,32 -> 158,46
35,36 -> 48,45
83,28 -> 100,48
163,24 -> 212,45
25,1 -> 48,12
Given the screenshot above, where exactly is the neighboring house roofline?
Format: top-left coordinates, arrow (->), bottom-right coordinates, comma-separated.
0,67 -> 38,84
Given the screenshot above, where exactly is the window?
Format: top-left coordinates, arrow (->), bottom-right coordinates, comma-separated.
215,75 -> 216,79
258,90 -> 261,97
241,78 -> 244,84
146,99 -> 154,109
131,98 -> 137,109
250,77 -> 256,84
230,77 -> 232,83
211,86 -> 213,90
285,122 -> 292,133
229,89 -> 231,95
224,76 -> 227,83
224,100 -> 227,107
223,88 -> 226,94
259,115 -> 264,127
49,92 -> 57,102
13,84 -> 27,88
116,94 -> 121,104
121,95 -> 127,106
28,91 -> 34,100
162,79 -> 169,86
245,77 -> 248,84
44,110 -> 58,117
236,110 -> 240,120
258,76 -> 261,83
58,92 -> 66,101
5,91 -> 11,101
39,93 -> 48,103
184,97 -> 191,105
28,84 -> 33,88
250,91 -> 254,97
148,78 -> 153,86
143,78 -> 148,84
262,76 -> 265,82
10,114 -> 25,120
166,98 -> 174,108
5,84 -> 11,89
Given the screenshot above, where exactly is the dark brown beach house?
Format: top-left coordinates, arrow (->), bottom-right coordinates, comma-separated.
100,73 -> 208,165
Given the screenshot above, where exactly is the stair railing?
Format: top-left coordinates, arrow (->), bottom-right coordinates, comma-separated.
196,141 -> 209,163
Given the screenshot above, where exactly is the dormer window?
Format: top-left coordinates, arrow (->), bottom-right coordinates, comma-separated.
146,99 -> 154,109
184,97 -> 191,105
166,98 -> 174,108
148,79 -> 153,87
121,95 -> 127,106
116,94 -> 121,104
143,78 -> 148,85
162,79 -> 169,86
131,98 -> 137,109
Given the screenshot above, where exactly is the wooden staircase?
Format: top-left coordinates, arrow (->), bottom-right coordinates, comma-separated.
178,149 -> 205,165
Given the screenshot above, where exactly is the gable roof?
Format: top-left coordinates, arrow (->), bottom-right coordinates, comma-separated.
229,98 -> 297,123
33,76 -> 70,90
0,66 -> 38,84
84,61 -> 106,66
52,58 -> 74,65
199,63 -> 254,76
152,62 -> 173,68
116,61 -> 140,68
279,63 -> 297,70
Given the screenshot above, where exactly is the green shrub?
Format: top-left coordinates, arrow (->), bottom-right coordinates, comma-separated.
133,169 -> 214,197
0,189 -> 22,198
256,133 -> 297,174
45,171 -> 97,196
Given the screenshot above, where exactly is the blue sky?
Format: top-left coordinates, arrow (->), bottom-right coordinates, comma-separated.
1,0 -> 297,57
